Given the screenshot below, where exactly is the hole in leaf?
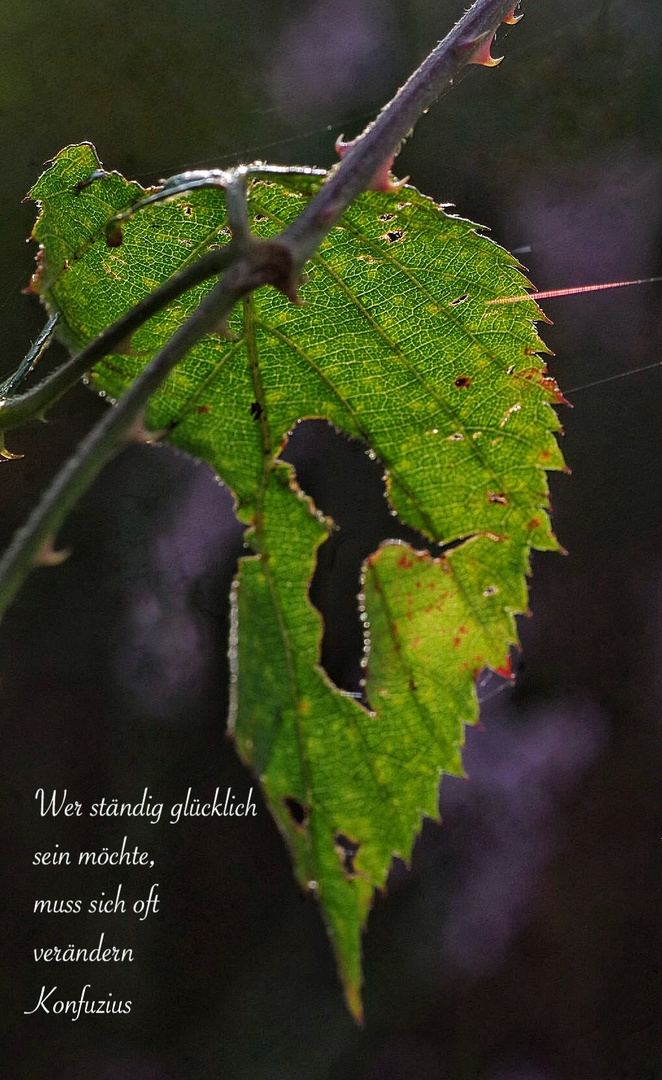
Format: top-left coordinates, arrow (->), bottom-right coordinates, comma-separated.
382,229 -> 404,244
378,213 -> 396,222
449,293 -> 469,306
283,796 -> 308,829
334,832 -> 360,877
280,421 -> 446,699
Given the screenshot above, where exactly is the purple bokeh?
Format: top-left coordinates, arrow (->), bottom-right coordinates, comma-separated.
114,461 -> 243,717
266,0 -> 392,122
435,695 -> 607,981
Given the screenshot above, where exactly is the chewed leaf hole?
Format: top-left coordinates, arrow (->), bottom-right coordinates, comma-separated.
335,833 -> 361,877
381,229 -> 405,244
280,421 -> 438,699
378,213 -> 396,222
283,796 -> 308,829
449,293 -> 469,306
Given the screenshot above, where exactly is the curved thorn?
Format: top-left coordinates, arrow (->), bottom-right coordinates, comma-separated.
0,445 -> 23,461
468,31 -> 504,67
503,6 -> 524,24
335,136 -> 406,192
36,538 -> 70,567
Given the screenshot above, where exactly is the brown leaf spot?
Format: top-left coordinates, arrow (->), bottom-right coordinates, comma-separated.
334,833 -> 360,877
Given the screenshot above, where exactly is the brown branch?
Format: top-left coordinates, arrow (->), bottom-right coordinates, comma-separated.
0,0 -> 524,617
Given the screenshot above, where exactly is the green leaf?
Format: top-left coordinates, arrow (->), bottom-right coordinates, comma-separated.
28,143 -> 565,1017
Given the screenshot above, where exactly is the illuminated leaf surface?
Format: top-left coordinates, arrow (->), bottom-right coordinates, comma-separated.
29,143 -> 565,1016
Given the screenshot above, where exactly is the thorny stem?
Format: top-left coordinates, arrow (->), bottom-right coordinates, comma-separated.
0,0 -> 523,616
283,0 -> 521,267
0,273 -> 239,615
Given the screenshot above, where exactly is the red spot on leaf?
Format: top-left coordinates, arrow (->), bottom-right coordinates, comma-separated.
23,249 -> 46,295
527,517 -> 541,530
515,367 -> 569,405
494,656 -> 513,679
397,554 -> 414,569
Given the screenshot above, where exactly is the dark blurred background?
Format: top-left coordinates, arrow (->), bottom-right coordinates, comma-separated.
1,1 -> 661,1077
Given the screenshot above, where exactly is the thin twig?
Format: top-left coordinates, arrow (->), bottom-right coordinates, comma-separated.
0,271 -> 239,614
0,246 -> 235,434
0,0 -> 523,616
0,312 -> 60,399
283,0 -> 520,267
